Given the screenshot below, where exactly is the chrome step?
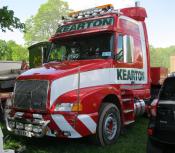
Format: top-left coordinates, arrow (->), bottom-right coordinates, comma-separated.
123,109 -> 134,113
122,98 -> 131,102
124,120 -> 135,125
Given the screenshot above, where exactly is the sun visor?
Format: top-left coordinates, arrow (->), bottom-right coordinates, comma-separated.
120,7 -> 147,21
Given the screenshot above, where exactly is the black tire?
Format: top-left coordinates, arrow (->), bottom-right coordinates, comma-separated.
147,138 -> 163,153
96,103 -> 121,146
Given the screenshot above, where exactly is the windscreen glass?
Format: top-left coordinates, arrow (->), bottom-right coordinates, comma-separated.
159,77 -> 175,101
48,33 -> 113,61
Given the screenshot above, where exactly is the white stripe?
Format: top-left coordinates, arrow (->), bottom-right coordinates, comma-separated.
50,68 -> 111,106
51,114 -> 81,138
159,100 -> 175,105
50,68 -> 147,106
78,115 -> 96,133
50,74 -> 78,106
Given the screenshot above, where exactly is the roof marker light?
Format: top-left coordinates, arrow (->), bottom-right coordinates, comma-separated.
68,4 -> 114,19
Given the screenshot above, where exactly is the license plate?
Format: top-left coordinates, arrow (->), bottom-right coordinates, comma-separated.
15,129 -> 32,137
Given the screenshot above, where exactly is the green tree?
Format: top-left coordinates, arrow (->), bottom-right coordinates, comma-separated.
0,6 -> 25,32
0,39 -> 12,60
24,0 -> 70,46
7,40 -> 28,61
150,45 -> 175,69
0,39 -> 28,61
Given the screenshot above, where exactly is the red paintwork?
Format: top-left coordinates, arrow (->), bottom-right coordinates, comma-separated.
151,67 -> 168,85
51,85 -> 122,114
121,7 -> 147,21
18,59 -> 112,81
10,6 -> 152,138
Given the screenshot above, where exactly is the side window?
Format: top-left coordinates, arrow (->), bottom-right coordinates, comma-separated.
117,34 -> 134,63
49,45 -> 66,61
123,35 -> 134,63
117,34 -> 124,61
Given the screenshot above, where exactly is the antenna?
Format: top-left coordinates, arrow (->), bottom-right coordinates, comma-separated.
135,1 -> 140,7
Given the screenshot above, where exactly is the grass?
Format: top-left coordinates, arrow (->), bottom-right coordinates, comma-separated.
1,117 -> 148,153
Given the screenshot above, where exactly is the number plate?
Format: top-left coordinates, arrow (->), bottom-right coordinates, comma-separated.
15,129 -> 32,137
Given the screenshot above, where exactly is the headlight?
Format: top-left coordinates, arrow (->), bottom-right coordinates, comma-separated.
8,120 -> 15,129
55,103 -> 73,111
25,124 -> 33,132
54,103 -> 83,112
16,122 -> 24,129
33,126 -> 42,133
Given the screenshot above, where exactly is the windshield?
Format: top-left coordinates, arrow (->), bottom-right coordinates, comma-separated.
48,33 -> 113,61
159,77 -> 175,101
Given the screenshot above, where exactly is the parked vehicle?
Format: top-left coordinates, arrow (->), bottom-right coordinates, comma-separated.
5,3 -> 168,146
147,76 -> 175,153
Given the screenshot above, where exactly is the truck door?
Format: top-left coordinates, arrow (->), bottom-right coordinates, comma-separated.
114,17 -> 148,88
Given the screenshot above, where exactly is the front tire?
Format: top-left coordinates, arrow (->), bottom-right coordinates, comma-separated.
96,103 -> 121,146
147,137 -> 163,153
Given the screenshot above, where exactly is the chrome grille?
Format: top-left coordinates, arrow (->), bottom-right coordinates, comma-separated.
14,80 -> 48,110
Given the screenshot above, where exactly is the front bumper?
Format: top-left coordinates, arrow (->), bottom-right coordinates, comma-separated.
5,111 -> 50,138
148,118 -> 175,145
149,135 -> 175,145
5,110 -> 98,138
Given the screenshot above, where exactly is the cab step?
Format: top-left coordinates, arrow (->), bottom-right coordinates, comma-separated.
124,120 -> 135,125
122,98 -> 131,102
123,109 -> 134,113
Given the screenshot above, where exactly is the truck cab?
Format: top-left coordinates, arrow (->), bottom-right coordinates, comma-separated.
6,4 -> 150,146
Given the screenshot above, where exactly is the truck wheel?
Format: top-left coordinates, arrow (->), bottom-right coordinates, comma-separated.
96,103 -> 121,146
147,138 -> 163,153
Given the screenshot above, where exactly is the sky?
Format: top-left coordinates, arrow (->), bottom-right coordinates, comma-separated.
0,0 -> 175,48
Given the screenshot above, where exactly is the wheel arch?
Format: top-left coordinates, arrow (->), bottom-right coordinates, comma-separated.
101,94 -> 122,115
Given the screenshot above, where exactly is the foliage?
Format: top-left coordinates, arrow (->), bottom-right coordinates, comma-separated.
24,0 -> 70,46
0,6 -> 25,32
0,39 -> 28,61
150,45 -> 175,69
0,39 -> 12,60
7,40 -> 28,61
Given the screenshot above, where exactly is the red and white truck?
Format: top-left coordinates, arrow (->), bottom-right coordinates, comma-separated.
5,4 -> 167,146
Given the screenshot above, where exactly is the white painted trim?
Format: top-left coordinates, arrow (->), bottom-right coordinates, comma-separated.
50,68 -> 147,107
78,115 -> 96,133
51,114 -> 82,138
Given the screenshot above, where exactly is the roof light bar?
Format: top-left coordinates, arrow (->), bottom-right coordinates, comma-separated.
69,4 -> 114,19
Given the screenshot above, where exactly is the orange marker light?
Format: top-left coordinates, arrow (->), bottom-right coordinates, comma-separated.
71,103 -> 83,112
96,4 -> 114,9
